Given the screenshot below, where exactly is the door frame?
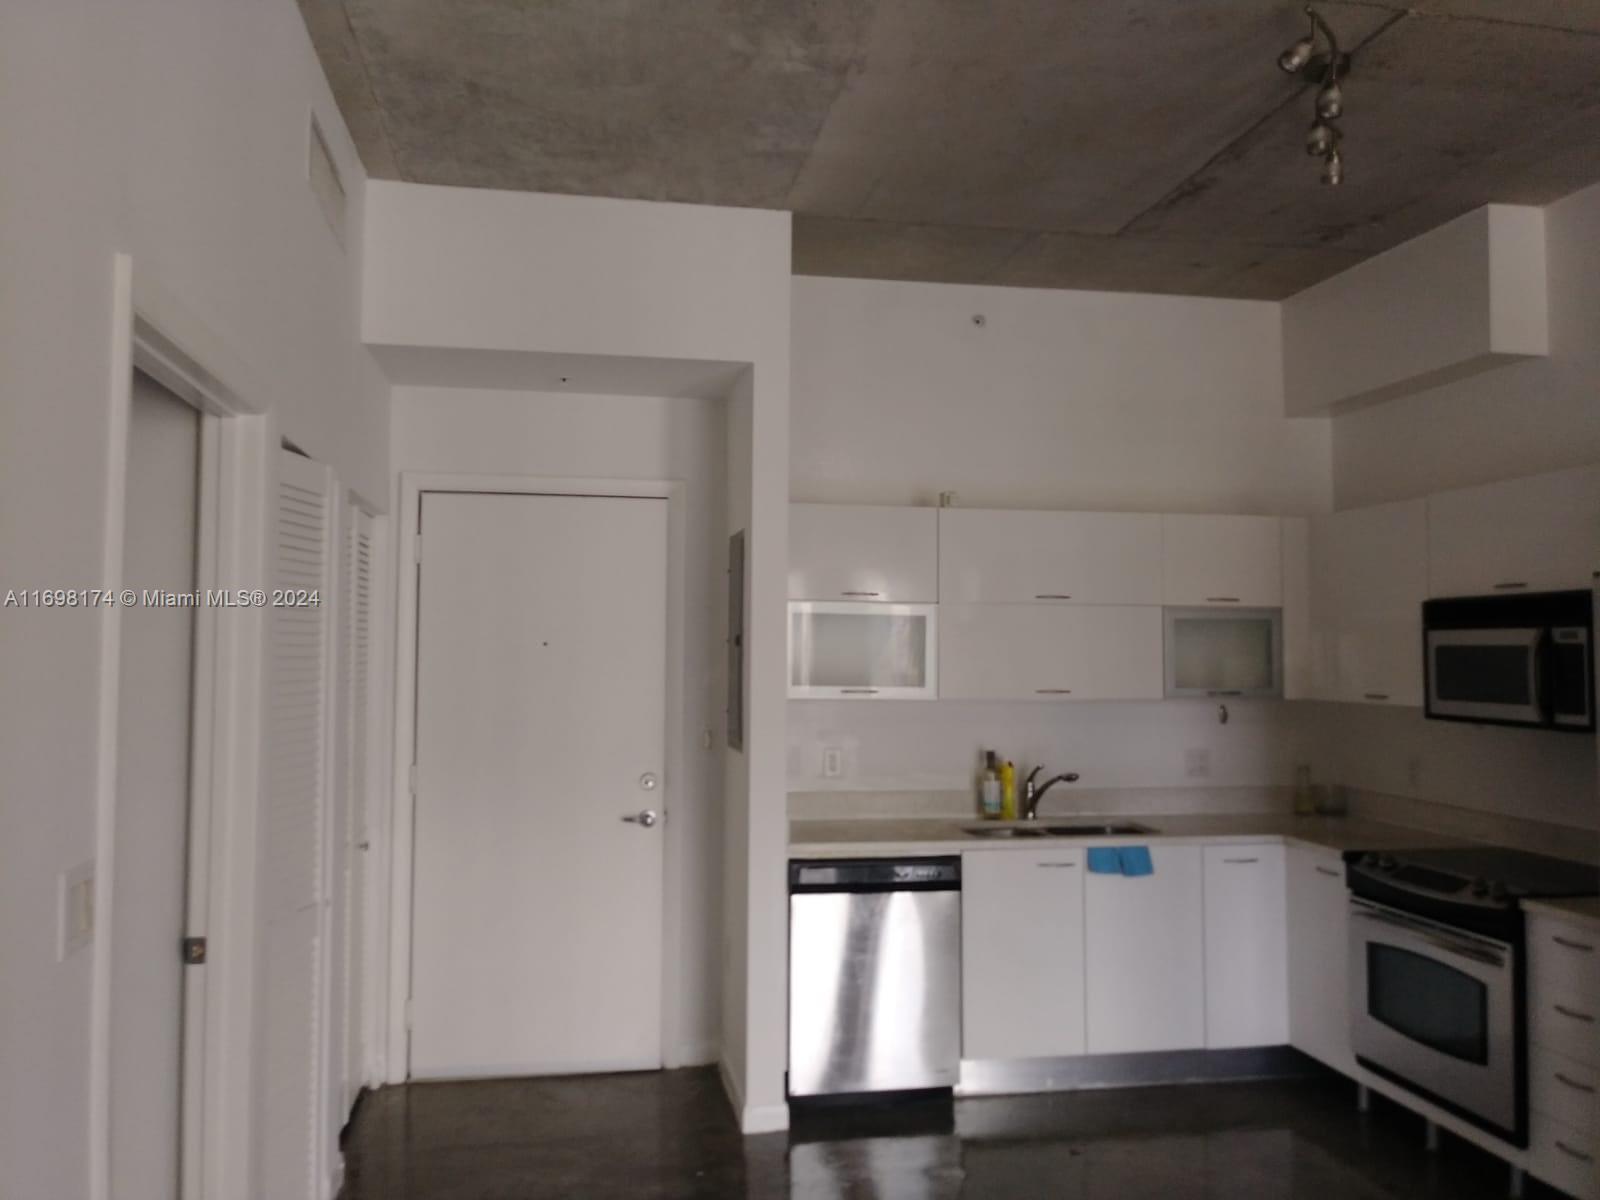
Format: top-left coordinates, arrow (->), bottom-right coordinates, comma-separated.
90,255 -> 271,1200
385,472 -> 688,1083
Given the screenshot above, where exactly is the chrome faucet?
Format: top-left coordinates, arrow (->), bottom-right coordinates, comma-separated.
1022,767 -> 1081,820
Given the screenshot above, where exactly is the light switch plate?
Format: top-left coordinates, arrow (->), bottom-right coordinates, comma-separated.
822,747 -> 844,778
58,860 -> 95,961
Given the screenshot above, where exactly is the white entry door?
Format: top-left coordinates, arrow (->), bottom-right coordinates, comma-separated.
410,492 -> 668,1078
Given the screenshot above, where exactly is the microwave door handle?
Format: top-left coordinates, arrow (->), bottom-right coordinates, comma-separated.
1532,628 -> 1550,725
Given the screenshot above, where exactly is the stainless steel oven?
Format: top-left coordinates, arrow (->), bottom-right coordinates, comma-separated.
1350,897 -> 1520,1140
1423,590 -> 1593,731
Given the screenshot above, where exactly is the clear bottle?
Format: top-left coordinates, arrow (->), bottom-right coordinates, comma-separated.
979,750 -> 1002,820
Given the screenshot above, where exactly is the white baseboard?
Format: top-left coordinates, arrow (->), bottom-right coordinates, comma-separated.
717,1056 -> 790,1134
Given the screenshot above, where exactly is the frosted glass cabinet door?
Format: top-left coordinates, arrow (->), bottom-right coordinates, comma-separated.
788,602 -> 938,699
1164,608 -> 1282,697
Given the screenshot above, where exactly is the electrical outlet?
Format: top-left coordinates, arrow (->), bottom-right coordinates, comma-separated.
58,860 -> 95,961
1184,748 -> 1211,779
822,747 -> 844,779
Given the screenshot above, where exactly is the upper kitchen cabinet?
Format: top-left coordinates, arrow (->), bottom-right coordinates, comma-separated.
1161,515 -> 1283,608
941,604 -> 1163,701
1308,499 -> 1428,707
939,509 -> 1163,605
788,504 -> 938,602
1426,464 -> 1600,598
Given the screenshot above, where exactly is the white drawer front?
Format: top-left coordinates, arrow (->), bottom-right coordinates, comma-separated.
1531,919 -> 1600,1002
1532,1047 -> 1600,1136
1531,989 -> 1600,1068
1528,1112 -> 1599,1200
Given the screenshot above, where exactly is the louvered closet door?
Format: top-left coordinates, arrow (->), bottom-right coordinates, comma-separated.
258,449 -> 336,1200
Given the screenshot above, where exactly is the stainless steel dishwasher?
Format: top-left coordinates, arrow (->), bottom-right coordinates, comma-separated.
787,857 -> 961,1098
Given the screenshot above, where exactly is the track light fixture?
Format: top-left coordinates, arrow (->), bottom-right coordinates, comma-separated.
1277,6 -> 1351,185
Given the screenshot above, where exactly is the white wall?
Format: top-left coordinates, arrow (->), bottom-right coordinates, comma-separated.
362,184 -> 792,1130
1333,180 -> 1600,510
791,276 -> 1330,515
787,276 -> 1332,805
391,385 -> 727,1063
0,3 -> 386,1197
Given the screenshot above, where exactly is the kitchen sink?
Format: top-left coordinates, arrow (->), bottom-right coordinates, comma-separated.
961,822 -> 1158,839
1043,822 -> 1158,837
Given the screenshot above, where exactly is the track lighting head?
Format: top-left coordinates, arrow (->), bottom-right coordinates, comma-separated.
1278,36 -> 1314,73
1316,78 -> 1343,119
1322,148 -> 1344,186
1306,120 -> 1336,157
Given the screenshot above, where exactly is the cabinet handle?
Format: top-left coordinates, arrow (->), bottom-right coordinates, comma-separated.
1223,857 -> 1260,864
1036,862 -> 1078,869
1035,593 -> 1073,600
1552,935 -> 1596,953
1492,581 -> 1528,591
840,591 -> 881,597
840,688 -> 880,695
1363,692 -> 1390,702
1035,688 -> 1073,695
1315,866 -> 1341,878
1554,1141 -> 1594,1163
1208,690 -> 1243,697
1206,597 -> 1241,603
1552,1004 -> 1596,1024
1554,1072 -> 1597,1095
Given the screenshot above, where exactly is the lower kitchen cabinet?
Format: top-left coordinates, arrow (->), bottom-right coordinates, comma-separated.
962,849 -> 1086,1060
1286,843 -> 1355,1073
1085,845 -> 1205,1054
1203,844 -> 1288,1049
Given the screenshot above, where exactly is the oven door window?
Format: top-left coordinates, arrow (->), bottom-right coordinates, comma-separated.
1367,944 -> 1489,1064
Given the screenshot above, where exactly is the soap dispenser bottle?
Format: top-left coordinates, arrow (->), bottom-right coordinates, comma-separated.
999,760 -> 1017,821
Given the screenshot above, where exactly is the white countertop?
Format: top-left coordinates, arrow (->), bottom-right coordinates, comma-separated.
1524,895 -> 1600,933
789,812 -> 1473,858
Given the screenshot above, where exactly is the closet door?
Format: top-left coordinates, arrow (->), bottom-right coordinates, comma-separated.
340,506 -> 375,1113
258,448 -> 337,1200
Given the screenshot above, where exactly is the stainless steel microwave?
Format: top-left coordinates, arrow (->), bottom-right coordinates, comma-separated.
1423,590 -> 1593,731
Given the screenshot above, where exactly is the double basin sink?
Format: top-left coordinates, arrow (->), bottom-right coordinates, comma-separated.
963,822 -> 1158,839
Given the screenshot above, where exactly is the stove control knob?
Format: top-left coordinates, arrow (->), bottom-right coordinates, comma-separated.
1377,855 -> 1397,872
1470,878 -> 1490,897
1487,880 -> 1509,902
1361,853 -> 1380,868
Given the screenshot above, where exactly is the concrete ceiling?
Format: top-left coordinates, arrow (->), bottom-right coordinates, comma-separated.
298,0 -> 1600,299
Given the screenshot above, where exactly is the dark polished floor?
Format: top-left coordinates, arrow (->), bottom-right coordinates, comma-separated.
339,1066 -> 1566,1199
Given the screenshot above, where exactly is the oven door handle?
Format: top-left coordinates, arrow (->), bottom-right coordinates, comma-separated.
1352,906 -> 1508,968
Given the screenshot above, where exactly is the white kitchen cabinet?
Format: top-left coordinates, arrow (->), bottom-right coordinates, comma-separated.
1426,463 -> 1600,599
1286,843 -> 1355,1073
788,602 -> 937,699
1203,844 -> 1288,1049
938,508 -> 1163,606
1281,517 -> 1312,700
1164,608 -> 1283,698
1162,514 -> 1284,608
962,850 -> 1086,1061
1085,845 -> 1205,1054
789,504 -> 938,602
940,604 -> 1164,701
1308,499 -> 1427,707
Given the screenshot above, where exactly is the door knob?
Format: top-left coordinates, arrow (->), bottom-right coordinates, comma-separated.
639,772 -> 658,791
622,810 -> 658,828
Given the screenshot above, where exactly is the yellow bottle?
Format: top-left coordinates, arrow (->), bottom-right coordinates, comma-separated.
999,761 -> 1017,822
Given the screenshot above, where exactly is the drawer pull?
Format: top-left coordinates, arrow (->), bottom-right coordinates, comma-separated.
1206,597 -> 1241,603
1554,1140 -> 1594,1163
840,591 -> 881,597
1363,692 -> 1390,701
1552,935 -> 1596,953
1552,1004 -> 1596,1024
1036,862 -> 1078,870
1223,857 -> 1260,865
839,688 -> 880,695
1315,866 -> 1341,878
1554,1072 -> 1597,1094
1492,581 -> 1529,591
1035,593 -> 1073,600
1035,688 -> 1073,695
